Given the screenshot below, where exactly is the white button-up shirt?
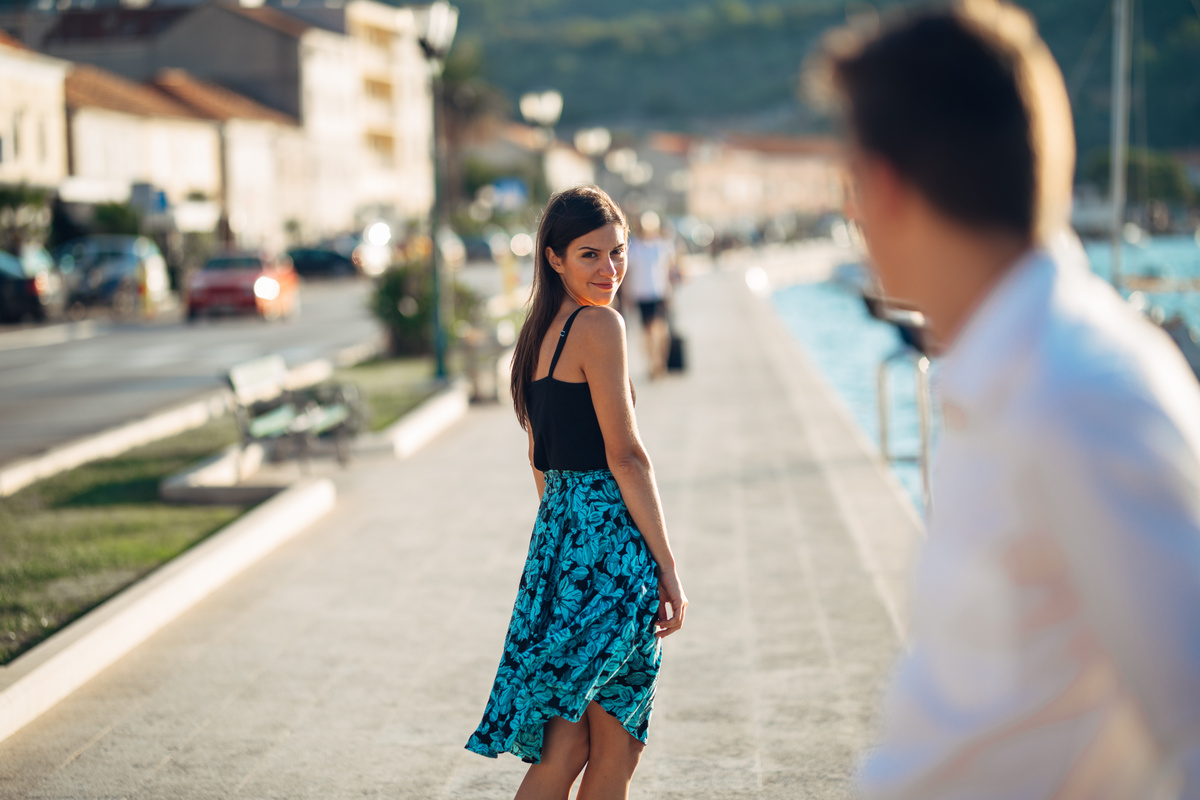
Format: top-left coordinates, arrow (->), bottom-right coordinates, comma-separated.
858,237 -> 1200,800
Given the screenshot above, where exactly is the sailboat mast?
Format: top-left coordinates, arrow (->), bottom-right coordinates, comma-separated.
1109,0 -> 1133,290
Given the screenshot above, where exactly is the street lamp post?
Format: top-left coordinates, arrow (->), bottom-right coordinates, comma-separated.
418,0 -> 458,381
519,89 -> 563,199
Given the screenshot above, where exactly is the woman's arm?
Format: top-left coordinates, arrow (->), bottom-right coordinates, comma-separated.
579,306 -> 687,638
528,427 -> 545,499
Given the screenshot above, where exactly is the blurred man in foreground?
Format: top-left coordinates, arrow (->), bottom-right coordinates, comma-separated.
813,1 -> 1200,797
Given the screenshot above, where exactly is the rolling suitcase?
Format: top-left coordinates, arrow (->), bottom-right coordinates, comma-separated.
667,331 -> 686,372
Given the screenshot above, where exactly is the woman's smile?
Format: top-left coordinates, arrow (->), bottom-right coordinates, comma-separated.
548,223 -> 628,307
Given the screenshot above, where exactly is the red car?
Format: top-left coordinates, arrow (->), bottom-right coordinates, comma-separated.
186,252 -> 299,321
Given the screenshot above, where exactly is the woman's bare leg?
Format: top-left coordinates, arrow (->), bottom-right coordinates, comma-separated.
577,703 -> 645,800
514,715 -> 590,800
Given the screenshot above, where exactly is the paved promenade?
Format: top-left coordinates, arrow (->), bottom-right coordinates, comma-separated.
0,262 -> 921,799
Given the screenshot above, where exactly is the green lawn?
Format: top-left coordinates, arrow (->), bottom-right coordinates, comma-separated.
0,360 -> 437,665
0,419 -> 246,665
335,356 -> 439,432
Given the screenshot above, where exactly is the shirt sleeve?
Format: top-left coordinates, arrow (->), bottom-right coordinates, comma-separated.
1036,384 -> 1200,795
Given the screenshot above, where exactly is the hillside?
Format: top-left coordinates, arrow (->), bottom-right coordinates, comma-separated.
451,0 -> 1200,157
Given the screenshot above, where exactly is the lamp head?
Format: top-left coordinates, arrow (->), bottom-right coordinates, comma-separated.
573,127 -> 612,157
419,0 -> 458,60
519,89 -> 564,129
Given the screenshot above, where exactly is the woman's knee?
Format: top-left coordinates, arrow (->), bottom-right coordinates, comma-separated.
585,707 -> 644,772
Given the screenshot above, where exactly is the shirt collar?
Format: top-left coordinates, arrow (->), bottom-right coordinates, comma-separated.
936,234 -> 1085,413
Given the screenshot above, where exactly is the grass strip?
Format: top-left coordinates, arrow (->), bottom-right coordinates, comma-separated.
0,418 -> 245,665
334,356 -> 439,432
0,359 -> 435,664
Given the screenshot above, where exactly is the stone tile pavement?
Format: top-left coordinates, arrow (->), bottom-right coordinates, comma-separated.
0,264 -> 919,799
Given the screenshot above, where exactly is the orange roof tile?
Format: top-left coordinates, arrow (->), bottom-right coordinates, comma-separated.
648,131 -> 693,156
65,64 -> 207,120
0,30 -> 30,51
723,133 -> 842,157
150,69 -> 297,125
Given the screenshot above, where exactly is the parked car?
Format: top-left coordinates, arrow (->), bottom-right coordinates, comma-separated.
287,247 -> 358,279
58,235 -> 171,318
0,245 -> 67,323
186,252 -> 299,321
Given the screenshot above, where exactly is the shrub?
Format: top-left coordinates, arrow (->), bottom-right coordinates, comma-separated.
371,261 -> 482,356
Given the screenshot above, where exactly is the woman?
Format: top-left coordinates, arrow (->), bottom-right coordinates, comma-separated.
466,186 -> 687,799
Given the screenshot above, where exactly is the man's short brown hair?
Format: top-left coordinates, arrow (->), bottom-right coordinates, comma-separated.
810,0 -> 1075,242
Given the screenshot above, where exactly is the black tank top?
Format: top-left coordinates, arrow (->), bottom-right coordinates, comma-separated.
527,306 -> 609,472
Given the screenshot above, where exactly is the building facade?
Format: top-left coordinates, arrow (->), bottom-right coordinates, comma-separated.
0,32 -> 69,190
150,69 -> 308,253
686,134 -> 844,236
41,1 -> 435,241
63,64 -> 222,211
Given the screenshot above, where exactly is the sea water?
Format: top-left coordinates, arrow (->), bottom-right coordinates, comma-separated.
771,234 -> 1200,515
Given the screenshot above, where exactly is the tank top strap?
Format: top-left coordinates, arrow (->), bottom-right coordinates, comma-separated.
547,306 -> 588,379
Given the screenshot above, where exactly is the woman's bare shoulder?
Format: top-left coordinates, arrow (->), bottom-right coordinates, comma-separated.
573,305 -> 626,344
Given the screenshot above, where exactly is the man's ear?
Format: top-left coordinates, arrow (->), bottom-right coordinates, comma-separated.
546,247 -> 564,275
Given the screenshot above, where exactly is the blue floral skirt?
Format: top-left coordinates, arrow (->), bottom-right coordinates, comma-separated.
465,468 -> 662,764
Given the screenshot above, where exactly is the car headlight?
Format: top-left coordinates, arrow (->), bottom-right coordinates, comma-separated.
253,276 -> 280,300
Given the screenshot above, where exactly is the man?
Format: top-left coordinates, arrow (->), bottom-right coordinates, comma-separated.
813,2 -> 1200,797
625,211 -> 675,380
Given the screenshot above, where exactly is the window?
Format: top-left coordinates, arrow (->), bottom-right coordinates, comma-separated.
357,24 -> 392,49
364,78 -> 393,102
38,117 -> 46,163
12,110 -> 22,160
365,131 -> 394,167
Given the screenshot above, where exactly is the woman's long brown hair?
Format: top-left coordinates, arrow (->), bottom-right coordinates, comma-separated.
511,186 -> 627,430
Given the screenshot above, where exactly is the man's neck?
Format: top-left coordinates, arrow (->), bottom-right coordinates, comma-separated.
911,225 -> 1032,352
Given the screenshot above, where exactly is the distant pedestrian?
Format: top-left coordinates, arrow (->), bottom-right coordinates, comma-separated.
626,211 -> 676,380
812,1 -> 1200,797
466,186 -> 687,799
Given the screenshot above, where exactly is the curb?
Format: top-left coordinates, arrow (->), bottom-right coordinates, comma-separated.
357,380 -> 471,459
0,336 -> 385,498
0,477 -> 337,745
0,391 -> 232,498
743,268 -> 921,642
158,443 -> 275,505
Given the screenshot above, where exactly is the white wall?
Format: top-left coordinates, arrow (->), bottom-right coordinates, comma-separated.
0,47 -> 68,188
346,0 -> 433,225
224,118 -> 310,253
69,107 -> 221,206
299,28 -> 362,237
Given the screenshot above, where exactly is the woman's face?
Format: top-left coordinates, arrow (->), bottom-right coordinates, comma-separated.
547,223 -> 627,307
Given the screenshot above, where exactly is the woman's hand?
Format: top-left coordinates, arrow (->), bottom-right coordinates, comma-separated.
655,570 -> 687,638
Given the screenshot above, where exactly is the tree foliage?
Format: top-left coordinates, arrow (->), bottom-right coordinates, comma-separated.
1084,148 -> 1194,206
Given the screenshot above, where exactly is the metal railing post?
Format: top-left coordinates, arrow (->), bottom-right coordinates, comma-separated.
916,355 -> 933,517
877,347 -> 935,518
877,359 -> 891,461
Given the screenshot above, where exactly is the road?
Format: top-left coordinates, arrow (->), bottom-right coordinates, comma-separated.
0,280 -> 382,466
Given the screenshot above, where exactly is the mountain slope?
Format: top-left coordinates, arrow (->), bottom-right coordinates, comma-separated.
452,0 -> 1200,154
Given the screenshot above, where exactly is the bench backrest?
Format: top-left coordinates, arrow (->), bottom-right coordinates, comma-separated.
228,354 -> 290,405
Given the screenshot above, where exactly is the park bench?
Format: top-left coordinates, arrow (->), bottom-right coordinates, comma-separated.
226,355 -> 362,466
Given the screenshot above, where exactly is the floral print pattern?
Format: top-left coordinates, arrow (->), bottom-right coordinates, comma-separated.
466,469 -> 662,764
